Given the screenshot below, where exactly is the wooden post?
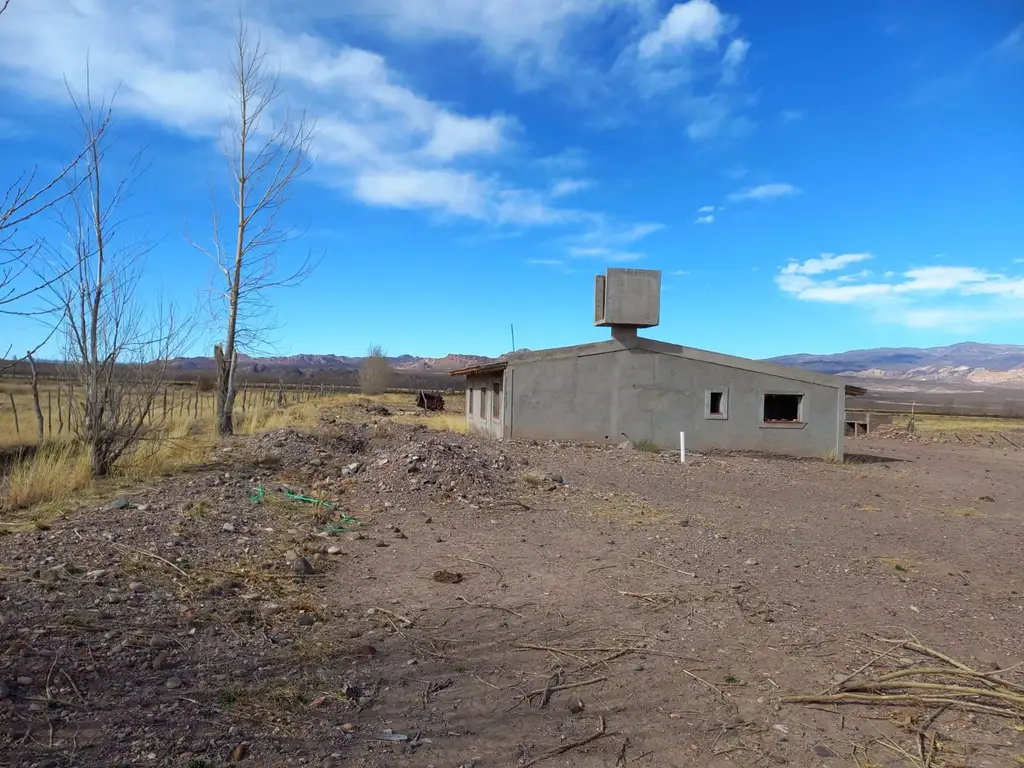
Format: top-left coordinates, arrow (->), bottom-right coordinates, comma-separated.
162,388 -> 168,421
57,387 -> 64,435
194,380 -> 200,419
47,390 -> 52,437
67,385 -> 74,431
26,352 -> 44,442
8,392 -> 19,435
241,387 -> 247,411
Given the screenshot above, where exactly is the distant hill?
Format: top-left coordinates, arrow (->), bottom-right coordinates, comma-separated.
158,342 -> 1024,390
167,352 -> 496,375
766,342 -> 1024,387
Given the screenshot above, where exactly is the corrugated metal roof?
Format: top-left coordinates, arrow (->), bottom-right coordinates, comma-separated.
845,384 -> 868,396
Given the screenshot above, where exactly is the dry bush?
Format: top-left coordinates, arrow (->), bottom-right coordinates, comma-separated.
3,442 -> 92,509
360,344 -> 391,395
117,416 -> 214,479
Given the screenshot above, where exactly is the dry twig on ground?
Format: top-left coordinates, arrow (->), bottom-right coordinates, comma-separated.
519,715 -> 609,768
784,638 -> 1024,765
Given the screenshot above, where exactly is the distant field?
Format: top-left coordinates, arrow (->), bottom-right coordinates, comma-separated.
849,390 -> 1024,419
0,377 -> 337,449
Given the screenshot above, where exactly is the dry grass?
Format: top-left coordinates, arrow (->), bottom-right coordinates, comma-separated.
394,411 -> 469,434
1,384 -> 459,513
898,414 -> 1024,433
2,442 -> 93,509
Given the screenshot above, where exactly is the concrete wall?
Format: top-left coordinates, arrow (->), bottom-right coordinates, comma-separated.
845,411 -> 894,436
465,371 -> 505,439
507,347 -> 843,458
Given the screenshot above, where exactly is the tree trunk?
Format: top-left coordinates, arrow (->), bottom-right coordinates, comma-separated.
214,343 -> 237,437
90,440 -> 112,477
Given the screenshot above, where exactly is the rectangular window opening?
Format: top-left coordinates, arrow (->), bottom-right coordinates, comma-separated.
763,393 -> 803,423
709,391 -> 723,415
479,388 -> 487,418
492,382 -> 501,419
468,388 -> 474,415
705,388 -> 728,419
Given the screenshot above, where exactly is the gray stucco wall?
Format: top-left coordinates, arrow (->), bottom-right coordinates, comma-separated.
465,371 -> 505,439
506,347 -> 843,458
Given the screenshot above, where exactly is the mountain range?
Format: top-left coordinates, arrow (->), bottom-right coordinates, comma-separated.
765,342 -> 1024,387
166,342 -> 1024,389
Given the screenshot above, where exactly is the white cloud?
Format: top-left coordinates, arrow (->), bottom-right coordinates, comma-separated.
422,113 -> 510,160
695,214 -> 714,224
721,37 -> 749,83
780,109 -> 805,122
332,0 -> 649,77
638,0 -> 729,59
527,258 -> 564,266
550,178 -> 593,198
0,0 -> 631,229
305,0 -> 755,143
353,169 -> 488,217
697,205 -> 715,213
775,253 -> 1024,329
630,1 -> 752,140
781,252 -> 872,277
728,183 -> 801,202
568,245 -> 644,263
996,23 -> 1023,54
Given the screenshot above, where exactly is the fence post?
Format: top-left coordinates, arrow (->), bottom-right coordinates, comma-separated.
57,387 -> 64,435
26,352 -> 45,443
47,390 -> 52,437
8,392 -> 20,435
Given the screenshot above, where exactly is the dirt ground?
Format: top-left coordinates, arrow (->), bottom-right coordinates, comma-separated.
2,402 -> 1023,768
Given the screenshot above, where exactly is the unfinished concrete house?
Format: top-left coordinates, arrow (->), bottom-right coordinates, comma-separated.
451,268 -> 866,459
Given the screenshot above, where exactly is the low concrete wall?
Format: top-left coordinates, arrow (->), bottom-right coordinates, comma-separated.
507,346 -> 843,458
845,411 -> 894,436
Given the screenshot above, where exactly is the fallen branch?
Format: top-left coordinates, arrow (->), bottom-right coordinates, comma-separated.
632,557 -> 696,578
368,607 -> 413,626
110,541 -> 190,579
511,676 -> 608,710
456,595 -> 524,618
781,692 -> 1011,718
453,556 -> 504,586
519,715 -> 608,768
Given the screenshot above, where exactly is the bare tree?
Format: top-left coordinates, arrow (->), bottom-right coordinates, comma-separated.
56,90 -> 188,476
360,344 -> 392,396
190,19 -> 316,437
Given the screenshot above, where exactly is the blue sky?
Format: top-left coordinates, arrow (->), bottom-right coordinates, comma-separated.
0,0 -> 1022,361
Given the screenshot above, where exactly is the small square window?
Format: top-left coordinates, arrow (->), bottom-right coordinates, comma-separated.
705,388 -> 728,419
763,393 -> 803,424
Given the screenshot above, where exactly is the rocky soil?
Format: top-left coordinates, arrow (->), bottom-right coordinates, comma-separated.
2,412 -> 1023,767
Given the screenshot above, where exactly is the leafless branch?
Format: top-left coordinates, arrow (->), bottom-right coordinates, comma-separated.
54,80 -> 194,476
188,16 -> 319,436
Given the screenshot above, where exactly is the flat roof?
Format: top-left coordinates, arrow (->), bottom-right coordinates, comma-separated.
450,342 -> 869,397
448,361 -> 508,376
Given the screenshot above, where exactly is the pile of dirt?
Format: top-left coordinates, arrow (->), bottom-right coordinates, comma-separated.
339,428 -> 520,502
249,425 -> 369,470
